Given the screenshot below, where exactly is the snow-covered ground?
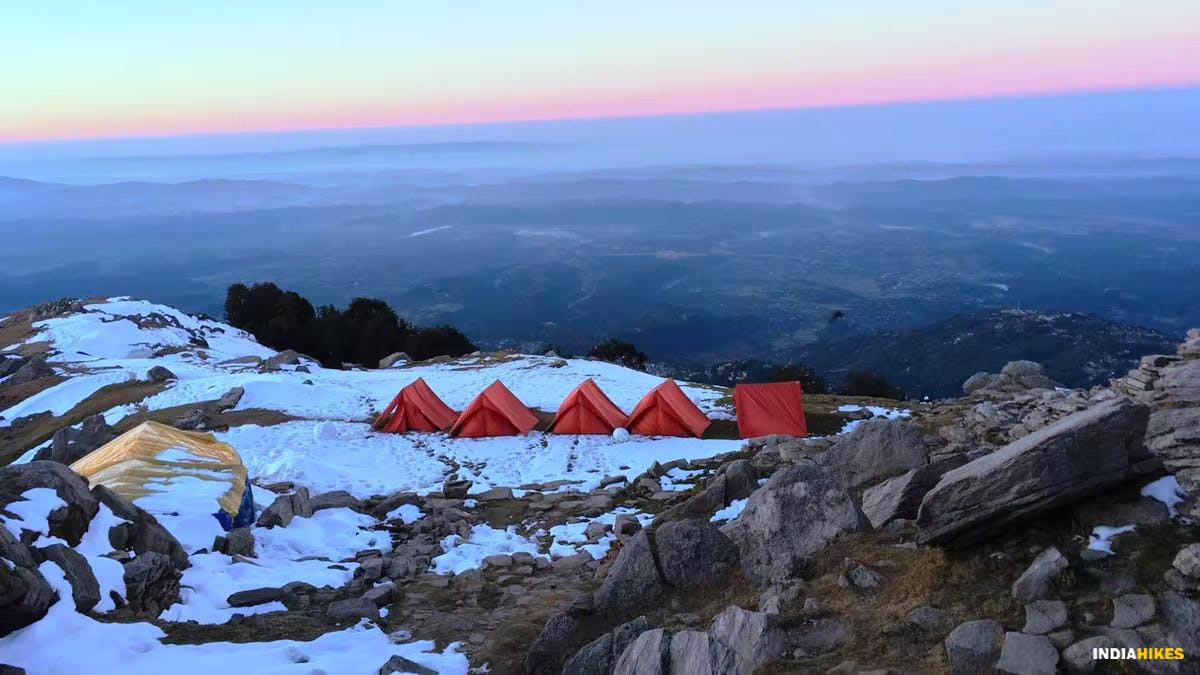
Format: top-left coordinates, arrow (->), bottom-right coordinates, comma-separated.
0,297 -> 911,674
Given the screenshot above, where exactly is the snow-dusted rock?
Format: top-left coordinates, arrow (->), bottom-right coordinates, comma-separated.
725,460 -> 866,584
918,398 -> 1151,545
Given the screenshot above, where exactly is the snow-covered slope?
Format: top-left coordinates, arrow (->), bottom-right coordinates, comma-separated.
0,296 -> 910,674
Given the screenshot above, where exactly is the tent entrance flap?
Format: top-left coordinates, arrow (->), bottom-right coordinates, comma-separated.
733,381 -> 809,438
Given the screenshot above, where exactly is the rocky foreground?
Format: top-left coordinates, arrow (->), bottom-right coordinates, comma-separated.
1,302 -> 1199,673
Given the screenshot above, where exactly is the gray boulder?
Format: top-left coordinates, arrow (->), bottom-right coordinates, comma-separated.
655,519 -> 739,588
256,487 -> 311,528
668,630 -> 738,675
1022,599 -> 1068,635
175,408 -> 212,430
0,460 -> 99,546
724,460 -> 866,584
216,386 -> 244,411
917,398 -> 1150,544
40,543 -> 100,612
377,654 -> 436,675
146,366 -> 176,382
594,520 -> 737,615
310,490 -> 363,512
563,633 -> 615,675
378,352 -> 410,369
709,605 -> 787,673
722,460 -> 758,502
3,357 -> 53,386
996,632 -> 1058,675
963,372 -> 999,395
1159,590 -> 1200,654
944,619 -> 1003,675
1061,635 -> 1113,673
0,528 -> 57,637
1111,593 -> 1156,629
613,629 -> 669,675
326,596 -> 379,623
212,527 -> 255,557
1012,547 -> 1069,602
122,551 -> 181,617
442,479 -> 472,499
92,485 -> 188,569
33,415 -> 116,465
822,418 -> 929,488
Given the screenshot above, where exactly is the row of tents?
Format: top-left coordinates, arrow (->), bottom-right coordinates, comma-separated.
373,377 -> 809,439
58,379 -> 807,535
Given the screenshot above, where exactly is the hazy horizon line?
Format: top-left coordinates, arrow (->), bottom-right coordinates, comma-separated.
6,82 -> 1197,148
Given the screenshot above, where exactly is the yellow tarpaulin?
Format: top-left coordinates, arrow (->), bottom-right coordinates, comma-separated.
71,420 -> 248,519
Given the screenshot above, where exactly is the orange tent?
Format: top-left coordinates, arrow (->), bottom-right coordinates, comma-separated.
627,379 -> 711,438
733,381 -> 809,438
373,378 -> 458,433
548,379 -> 629,434
449,380 -> 539,438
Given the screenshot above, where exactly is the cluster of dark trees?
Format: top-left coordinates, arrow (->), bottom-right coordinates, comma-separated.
587,338 -> 648,371
224,282 -> 475,368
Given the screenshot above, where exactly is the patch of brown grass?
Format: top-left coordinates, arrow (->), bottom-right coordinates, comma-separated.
776,532 -> 1022,673
0,379 -> 167,465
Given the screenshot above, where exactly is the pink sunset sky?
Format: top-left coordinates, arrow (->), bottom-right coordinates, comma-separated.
3,0 -> 1198,141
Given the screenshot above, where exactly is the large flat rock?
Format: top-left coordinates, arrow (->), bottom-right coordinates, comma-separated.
917,397 -> 1149,545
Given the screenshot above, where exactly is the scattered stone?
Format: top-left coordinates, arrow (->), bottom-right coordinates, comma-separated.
175,408 -> 212,430
92,485 -> 188,569
996,632 -> 1058,675
310,490 -> 363,512
1012,547 -> 1069,602
442,479 -> 472,499
227,587 -> 285,607
378,352 -> 411,369
3,357 -> 53,386
1173,544 -> 1200,578
847,564 -> 885,590
1110,593 -> 1156,629
146,365 -> 176,382
39,543 -> 100,612
475,487 -> 514,501
944,619 -> 1003,675
709,605 -> 787,672
122,552 -> 181,617
326,597 -> 380,624
906,605 -> 943,632
216,386 -> 244,411
613,514 -> 642,536
212,527 -> 256,557
668,630 -> 737,674
377,654 -> 436,675
613,629 -> 669,675
33,414 -> 116,465
1062,636 -> 1113,673
1022,599 -> 1068,635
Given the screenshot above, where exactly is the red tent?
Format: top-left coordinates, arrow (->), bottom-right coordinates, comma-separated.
373,378 -> 458,433
449,380 -> 539,438
627,379 -> 711,438
734,381 -> 809,438
548,378 -> 629,434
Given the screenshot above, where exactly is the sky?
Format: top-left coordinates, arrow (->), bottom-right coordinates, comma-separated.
2,0 -> 1199,142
